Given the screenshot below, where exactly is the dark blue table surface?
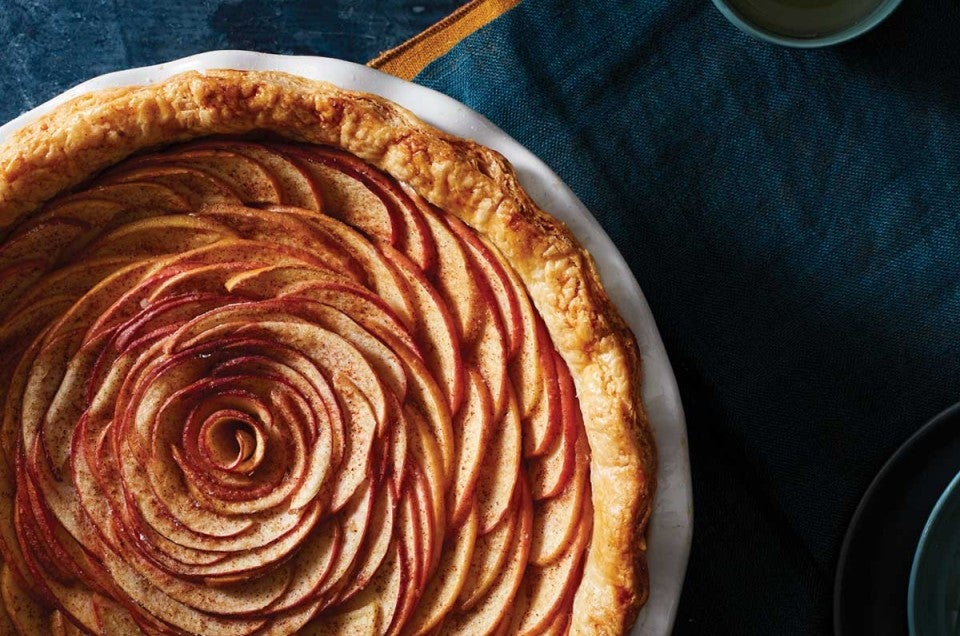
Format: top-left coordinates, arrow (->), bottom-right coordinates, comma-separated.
0,0 -> 464,125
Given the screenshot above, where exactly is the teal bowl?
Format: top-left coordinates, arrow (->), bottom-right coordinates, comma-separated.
711,0 -> 904,48
909,470 -> 960,635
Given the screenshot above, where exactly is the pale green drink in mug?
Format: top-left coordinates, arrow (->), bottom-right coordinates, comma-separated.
712,0 -> 904,47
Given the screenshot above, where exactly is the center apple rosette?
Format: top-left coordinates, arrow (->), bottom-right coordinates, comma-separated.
0,140 -> 591,635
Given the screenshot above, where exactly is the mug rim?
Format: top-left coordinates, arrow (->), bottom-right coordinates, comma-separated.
907,469 -> 960,635
711,0 -> 904,48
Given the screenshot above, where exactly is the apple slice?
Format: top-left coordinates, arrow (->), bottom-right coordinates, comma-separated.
100,165 -> 242,207
362,164 -> 438,274
143,262 -> 250,301
528,351 -> 579,501
78,434 -> 209,580
97,509 -> 226,579
302,603 -> 382,636
420,208 -> 509,421
278,145 -> 397,247
261,520 -> 343,613
119,464 -> 254,552
51,609 -> 85,636
296,301 -> 408,410
100,549 -> 266,636
522,318 -> 562,458
35,197 -> 125,227
13,482 -> 63,603
456,499 -> 518,612
253,600 -> 323,635
225,264 -> 348,299
388,487 -> 425,634
403,508 -> 478,635
167,309 -> 387,432
405,404 -> 448,541
66,181 -> 192,214
445,215 -> 523,359
540,610 -> 571,636
142,500 -> 321,582
105,524 -> 294,616
108,292 -> 229,350
12,482 -> 100,621
83,215 -> 235,260
287,281 -> 419,362
198,205 -> 363,281
138,242 -> 329,305
2,336 -> 50,473
17,333 -> 81,480
339,538 -> 404,634
4,257 -> 135,329
502,258 -> 543,419
297,211 -> 417,329
474,390 -> 522,534
388,410 -> 409,493
17,552 -> 106,636
442,479 -> 532,635
330,482 -> 395,603
419,208 -> 482,344
50,262 -> 157,349
91,595 -> 143,635
191,140 -> 324,211
448,370 -> 494,527
0,217 -> 90,269
132,148 -> 282,205
372,328 -> 453,486
2,564 -> 51,634
0,297 -> 73,389
509,509 -> 590,635
277,144 -> 436,272
382,245 -> 464,416
467,308 -> 509,424
529,420 -> 590,567
415,468 -> 442,587
0,259 -> 47,316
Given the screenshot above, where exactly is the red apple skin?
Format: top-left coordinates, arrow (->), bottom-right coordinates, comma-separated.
443,214 -> 523,361
528,350 -> 579,501
0,139 -> 595,634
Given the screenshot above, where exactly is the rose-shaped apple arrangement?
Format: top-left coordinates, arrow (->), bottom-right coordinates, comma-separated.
0,140 -> 591,635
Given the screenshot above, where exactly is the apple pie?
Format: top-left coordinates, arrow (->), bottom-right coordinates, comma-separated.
0,70 -> 655,635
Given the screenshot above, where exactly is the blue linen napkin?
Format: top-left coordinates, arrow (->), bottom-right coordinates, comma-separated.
414,1 -> 960,633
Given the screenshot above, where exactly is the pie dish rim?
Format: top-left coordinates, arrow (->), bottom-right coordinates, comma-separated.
0,52 -> 691,635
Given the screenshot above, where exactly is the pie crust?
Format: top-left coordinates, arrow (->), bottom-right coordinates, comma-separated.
0,70 -> 655,634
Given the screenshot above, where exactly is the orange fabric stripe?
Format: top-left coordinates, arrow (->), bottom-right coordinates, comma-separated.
369,0 -> 521,81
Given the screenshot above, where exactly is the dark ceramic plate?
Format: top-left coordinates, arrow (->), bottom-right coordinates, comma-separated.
835,402 -> 960,636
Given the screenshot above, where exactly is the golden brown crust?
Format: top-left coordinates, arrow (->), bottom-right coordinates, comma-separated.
0,69 -> 655,633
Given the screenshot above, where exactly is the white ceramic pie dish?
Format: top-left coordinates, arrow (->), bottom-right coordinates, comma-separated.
0,51 -> 692,635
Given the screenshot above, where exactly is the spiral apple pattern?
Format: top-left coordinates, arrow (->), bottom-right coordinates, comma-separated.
0,140 -> 592,635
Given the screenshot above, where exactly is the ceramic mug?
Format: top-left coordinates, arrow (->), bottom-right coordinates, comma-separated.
909,470 -> 960,636
711,0 -> 904,47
